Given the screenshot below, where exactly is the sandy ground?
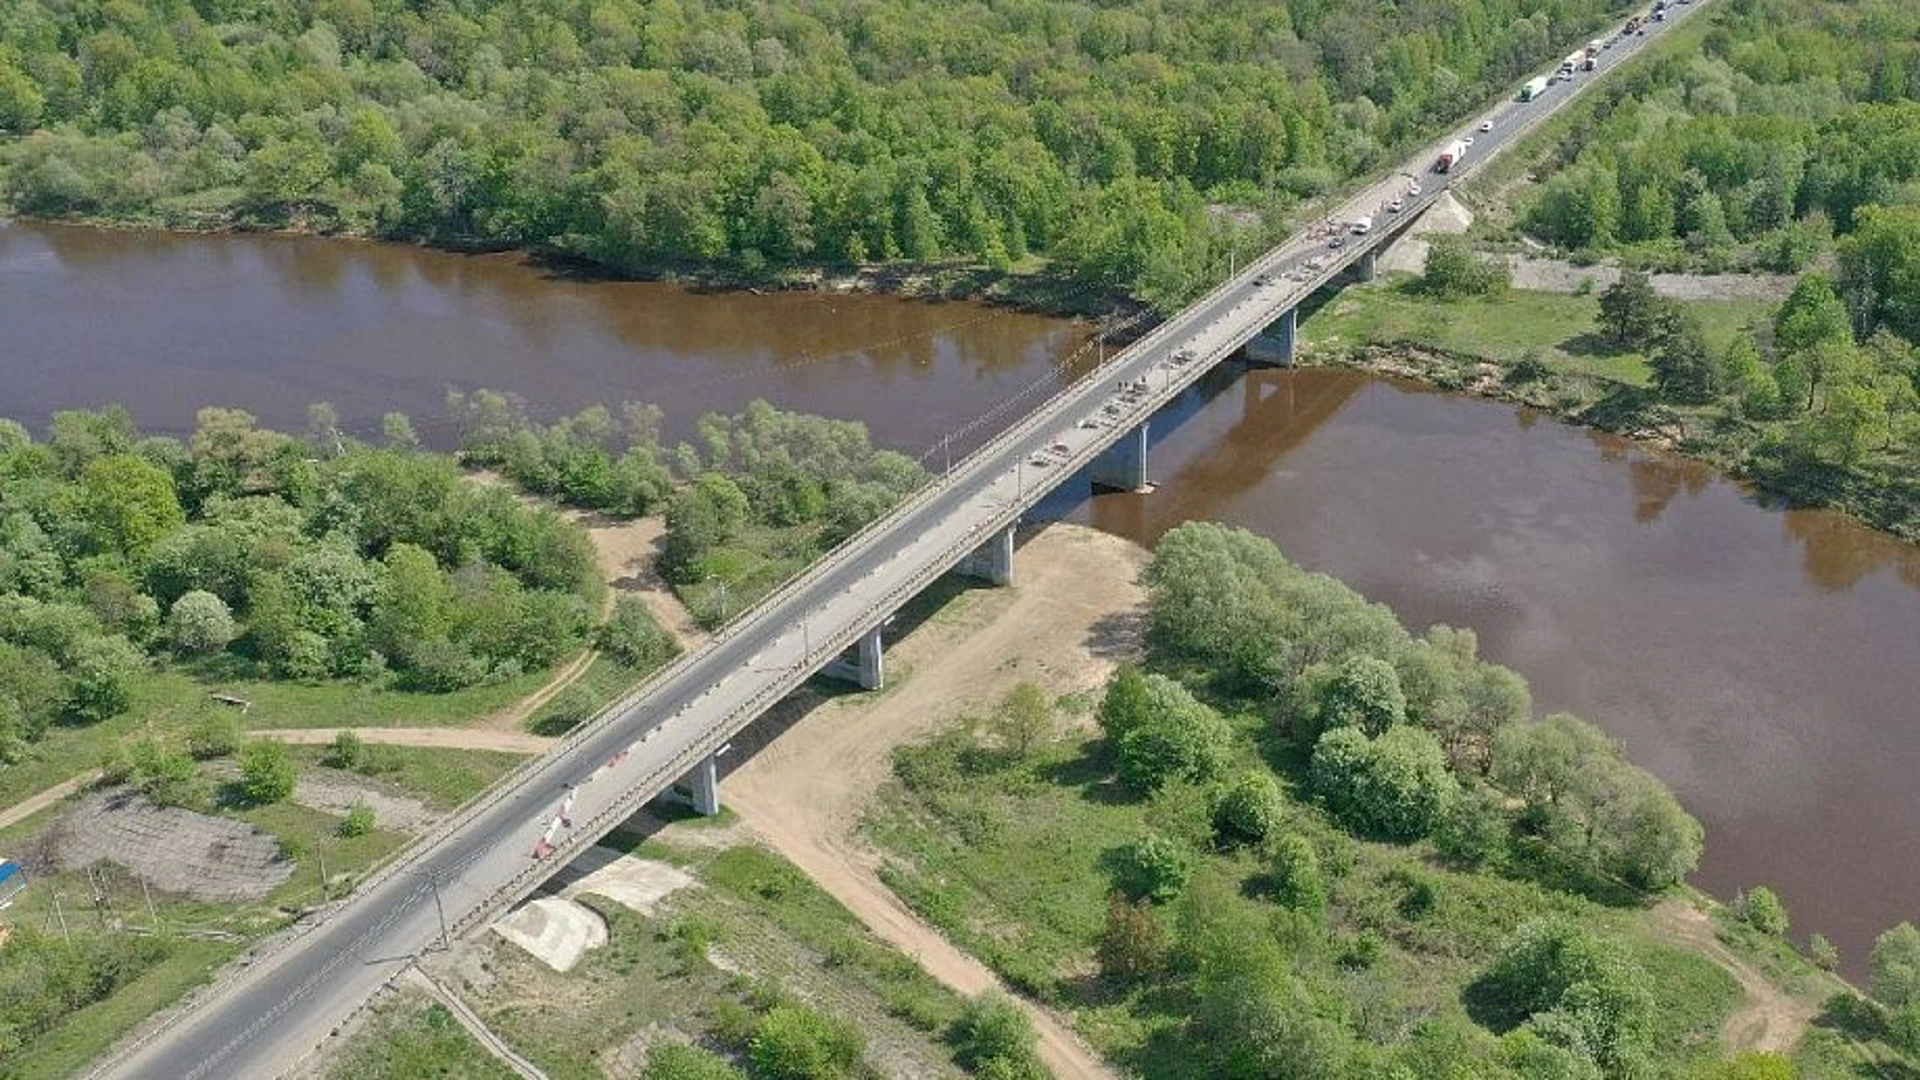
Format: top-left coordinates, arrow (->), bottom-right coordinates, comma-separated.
722,523 -> 1149,1080
252,726 -> 554,754
0,772 -> 94,831
1652,897 -> 1816,1054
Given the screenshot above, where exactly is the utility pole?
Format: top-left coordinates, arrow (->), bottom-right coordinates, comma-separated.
943,434 -> 952,478
140,874 -> 159,929
318,845 -> 329,905
52,891 -> 69,942
427,869 -> 448,952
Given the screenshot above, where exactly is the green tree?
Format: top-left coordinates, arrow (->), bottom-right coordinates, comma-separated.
75,454 -> 184,560
64,634 -> 144,723
167,590 -> 235,655
1598,271 -> 1668,351
950,993 -> 1041,1075
238,739 -> 298,805
1310,725 -> 1456,841
1270,833 -> 1328,918
1418,234 -> 1507,297
598,596 -> 679,671
659,472 -> 750,584
1839,204 -> 1920,345
1737,887 -> 1789,937
1809,933 -> 1839,972
1871,922 -> 1920,1008
1311,654 -> 1407,737
1481,917 -> 1655,1074
1650,310 -> 1719,404
1774,274 -> 1854,356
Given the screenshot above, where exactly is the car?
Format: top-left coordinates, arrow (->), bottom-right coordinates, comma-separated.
1463,135 -> 1476,146
1328,235 -> 1346,249
1479,119 -> 1494,133
1388,199 -> 1405,213
1253,275 -> 1271,286
1408,183 -> 1422,196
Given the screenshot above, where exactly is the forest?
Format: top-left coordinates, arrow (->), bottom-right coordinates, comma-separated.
870,522 -> 1920,1078
1519,0 -> 1920,281
1,0 -> 1634,303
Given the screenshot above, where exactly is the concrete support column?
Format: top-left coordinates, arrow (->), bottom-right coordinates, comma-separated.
1089,422 -> 1150,493
955,523 -> 1016,586
685,754 -> 720,816
1356,249 -> 1378,282
823,626 -> 885,690
1245,306 -> 1298,367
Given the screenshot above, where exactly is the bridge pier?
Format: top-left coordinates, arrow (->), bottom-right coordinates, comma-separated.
954,523 -> 1016,586
822,625 -> 885,689
1090,421 -> 1150,492
1356,250 -> 1378,283
1245,306 -> 1298,367
683,753 -> 721,816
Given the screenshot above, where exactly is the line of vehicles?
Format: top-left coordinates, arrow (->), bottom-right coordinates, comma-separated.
1440,0 -> 1681,172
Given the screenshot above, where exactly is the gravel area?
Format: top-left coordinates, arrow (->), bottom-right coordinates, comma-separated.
292,771 -> 439,833
50,788 -> 293,901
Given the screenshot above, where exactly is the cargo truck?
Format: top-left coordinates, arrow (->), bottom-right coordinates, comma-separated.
1435,140 -> 1467,173
1521,75 -> 1549,100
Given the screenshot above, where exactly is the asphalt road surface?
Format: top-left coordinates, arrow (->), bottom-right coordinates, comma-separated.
91,4 -> 1712,1076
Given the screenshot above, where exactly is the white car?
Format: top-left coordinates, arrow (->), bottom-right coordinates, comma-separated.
1479,119 -> 1494,132
1408,183 -> 1422,197
1388,199 -> 1405,213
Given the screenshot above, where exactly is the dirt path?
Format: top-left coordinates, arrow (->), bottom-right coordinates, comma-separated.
252,727 -> 555,754
723,523 -> 1149,1080
1651,897 -> 1815,1054
0,772 -> 95,831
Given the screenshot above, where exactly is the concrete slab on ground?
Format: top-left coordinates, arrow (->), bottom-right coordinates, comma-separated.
490,896 -> 608,973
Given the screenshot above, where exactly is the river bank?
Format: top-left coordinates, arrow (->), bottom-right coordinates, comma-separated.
1309,341 -> 1920,546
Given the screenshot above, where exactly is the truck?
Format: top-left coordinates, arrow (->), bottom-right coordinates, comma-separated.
1435,139 -> 1467,173
1560,50 -> 1586,76
1521,75 -> 1549,100
1351,215 -> 1373,235
1624,14 -> 1642,34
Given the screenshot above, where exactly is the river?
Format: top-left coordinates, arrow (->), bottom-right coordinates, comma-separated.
4,222 -> 1916,977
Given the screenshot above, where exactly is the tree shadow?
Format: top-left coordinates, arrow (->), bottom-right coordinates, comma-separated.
1035,744 -> 1135,807
1083,608 -> 1147,663
1556,331 -> 1620,358
1497,837 -> 1649,909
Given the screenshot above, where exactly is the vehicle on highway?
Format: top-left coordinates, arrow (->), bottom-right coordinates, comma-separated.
1328,235 -> 1346,249
1388,199 -> 1404,214
1351,216 -> 1372,235
1435,139 -> 1467,172
1479,119 -> 1494,132
1408,182 -> 1422,196
1521,75 -> 1549,100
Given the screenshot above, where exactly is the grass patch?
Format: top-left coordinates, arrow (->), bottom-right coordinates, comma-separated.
1302,283 -> 1771,387
2,937 -> 239,1080
231,799 -> 409,910
286,744 -> 528,810
525,654 -> 651,737
318,989 -> 520,1080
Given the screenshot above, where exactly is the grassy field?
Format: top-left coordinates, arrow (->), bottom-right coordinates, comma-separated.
388,833 -> 983,1080
524,655 -> 651,737
1300,282 -> 1774,387
283,744 -> 529,811
858,697 -> 1882,1078
317,989 -> 520,1080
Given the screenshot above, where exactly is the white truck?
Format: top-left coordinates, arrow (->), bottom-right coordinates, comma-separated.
1351,216 -> 1373,235
1435,139 -> 1468,173
1521,75 -> 1549,101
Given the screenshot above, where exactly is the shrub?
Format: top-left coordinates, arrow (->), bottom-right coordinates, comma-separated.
1212,771 -> 1286,846
323,729 -> 365,770
643,1044 -> 746,1080
1097,891 -> 1170,982
1871,922 -> 1920,1008
1271,833 -> 1328,918
598,596 -> 680,670
185,710 -> 243,759
949,992 -> 1042,1077
1808,933 -> 1840,972
338,800 -> 375,837
167,589 -> 235,654
129,739 -> 205,809
747,1003 -> 865,1080
1737,887 -> 1789,937
1310,725 -> 1456,841
1116,832 -> 1193,904
238,740 -> 297,804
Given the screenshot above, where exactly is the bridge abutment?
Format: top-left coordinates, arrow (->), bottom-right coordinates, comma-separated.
954,523 -> 1016,586
1090,421 -> 1150,492
822,625 -> 885,689
1245,306 -> 1299,367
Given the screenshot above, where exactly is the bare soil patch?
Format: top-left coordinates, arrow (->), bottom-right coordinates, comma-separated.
44,788 -> 293,902
1651,897 -> 1816,1055
253,726 -> 554,754
291,771 -> 439,833
722,523 -> 1148,1080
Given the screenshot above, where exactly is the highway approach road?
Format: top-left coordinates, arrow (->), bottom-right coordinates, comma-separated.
89,3 -> 1712,1076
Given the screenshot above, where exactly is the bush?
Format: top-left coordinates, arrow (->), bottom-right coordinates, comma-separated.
1435,781 -> 1510,868
949,992 -> 1043,1077
643,1043 -> 746,1080
1310,725 -> 1456,841
167,589 -> 235,654
1116,832 -> 1193,904
1212,771 -> 1286,846
1736,887 -> 1789,937
238,740 -> 297,804
128,739 -> 206,809
1808,933 -> 1840,972
185,710 -> 243,759
338,800 -> 375,837
1871,922 -> 1920,1009
598,596 -> 680,670
747,1003 -> 865,1080
323,729 -> 365,770
1417,234 -> 1510,298
1097,891 -> 1171,982
1270,833 -> 1328,918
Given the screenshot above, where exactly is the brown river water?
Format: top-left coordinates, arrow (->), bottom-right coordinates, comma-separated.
4,222 -> 1917,978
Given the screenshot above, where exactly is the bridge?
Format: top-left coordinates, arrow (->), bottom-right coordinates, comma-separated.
91,7 -> 1709,1077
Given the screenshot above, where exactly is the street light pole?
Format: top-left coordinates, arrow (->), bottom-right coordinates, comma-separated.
427,869 -> 449,952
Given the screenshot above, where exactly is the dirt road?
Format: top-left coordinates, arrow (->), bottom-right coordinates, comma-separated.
1652,897 -> 1815,1054
724,523 -> 1149,1080
251,728 -> 555,754
0,772 -> 95,831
